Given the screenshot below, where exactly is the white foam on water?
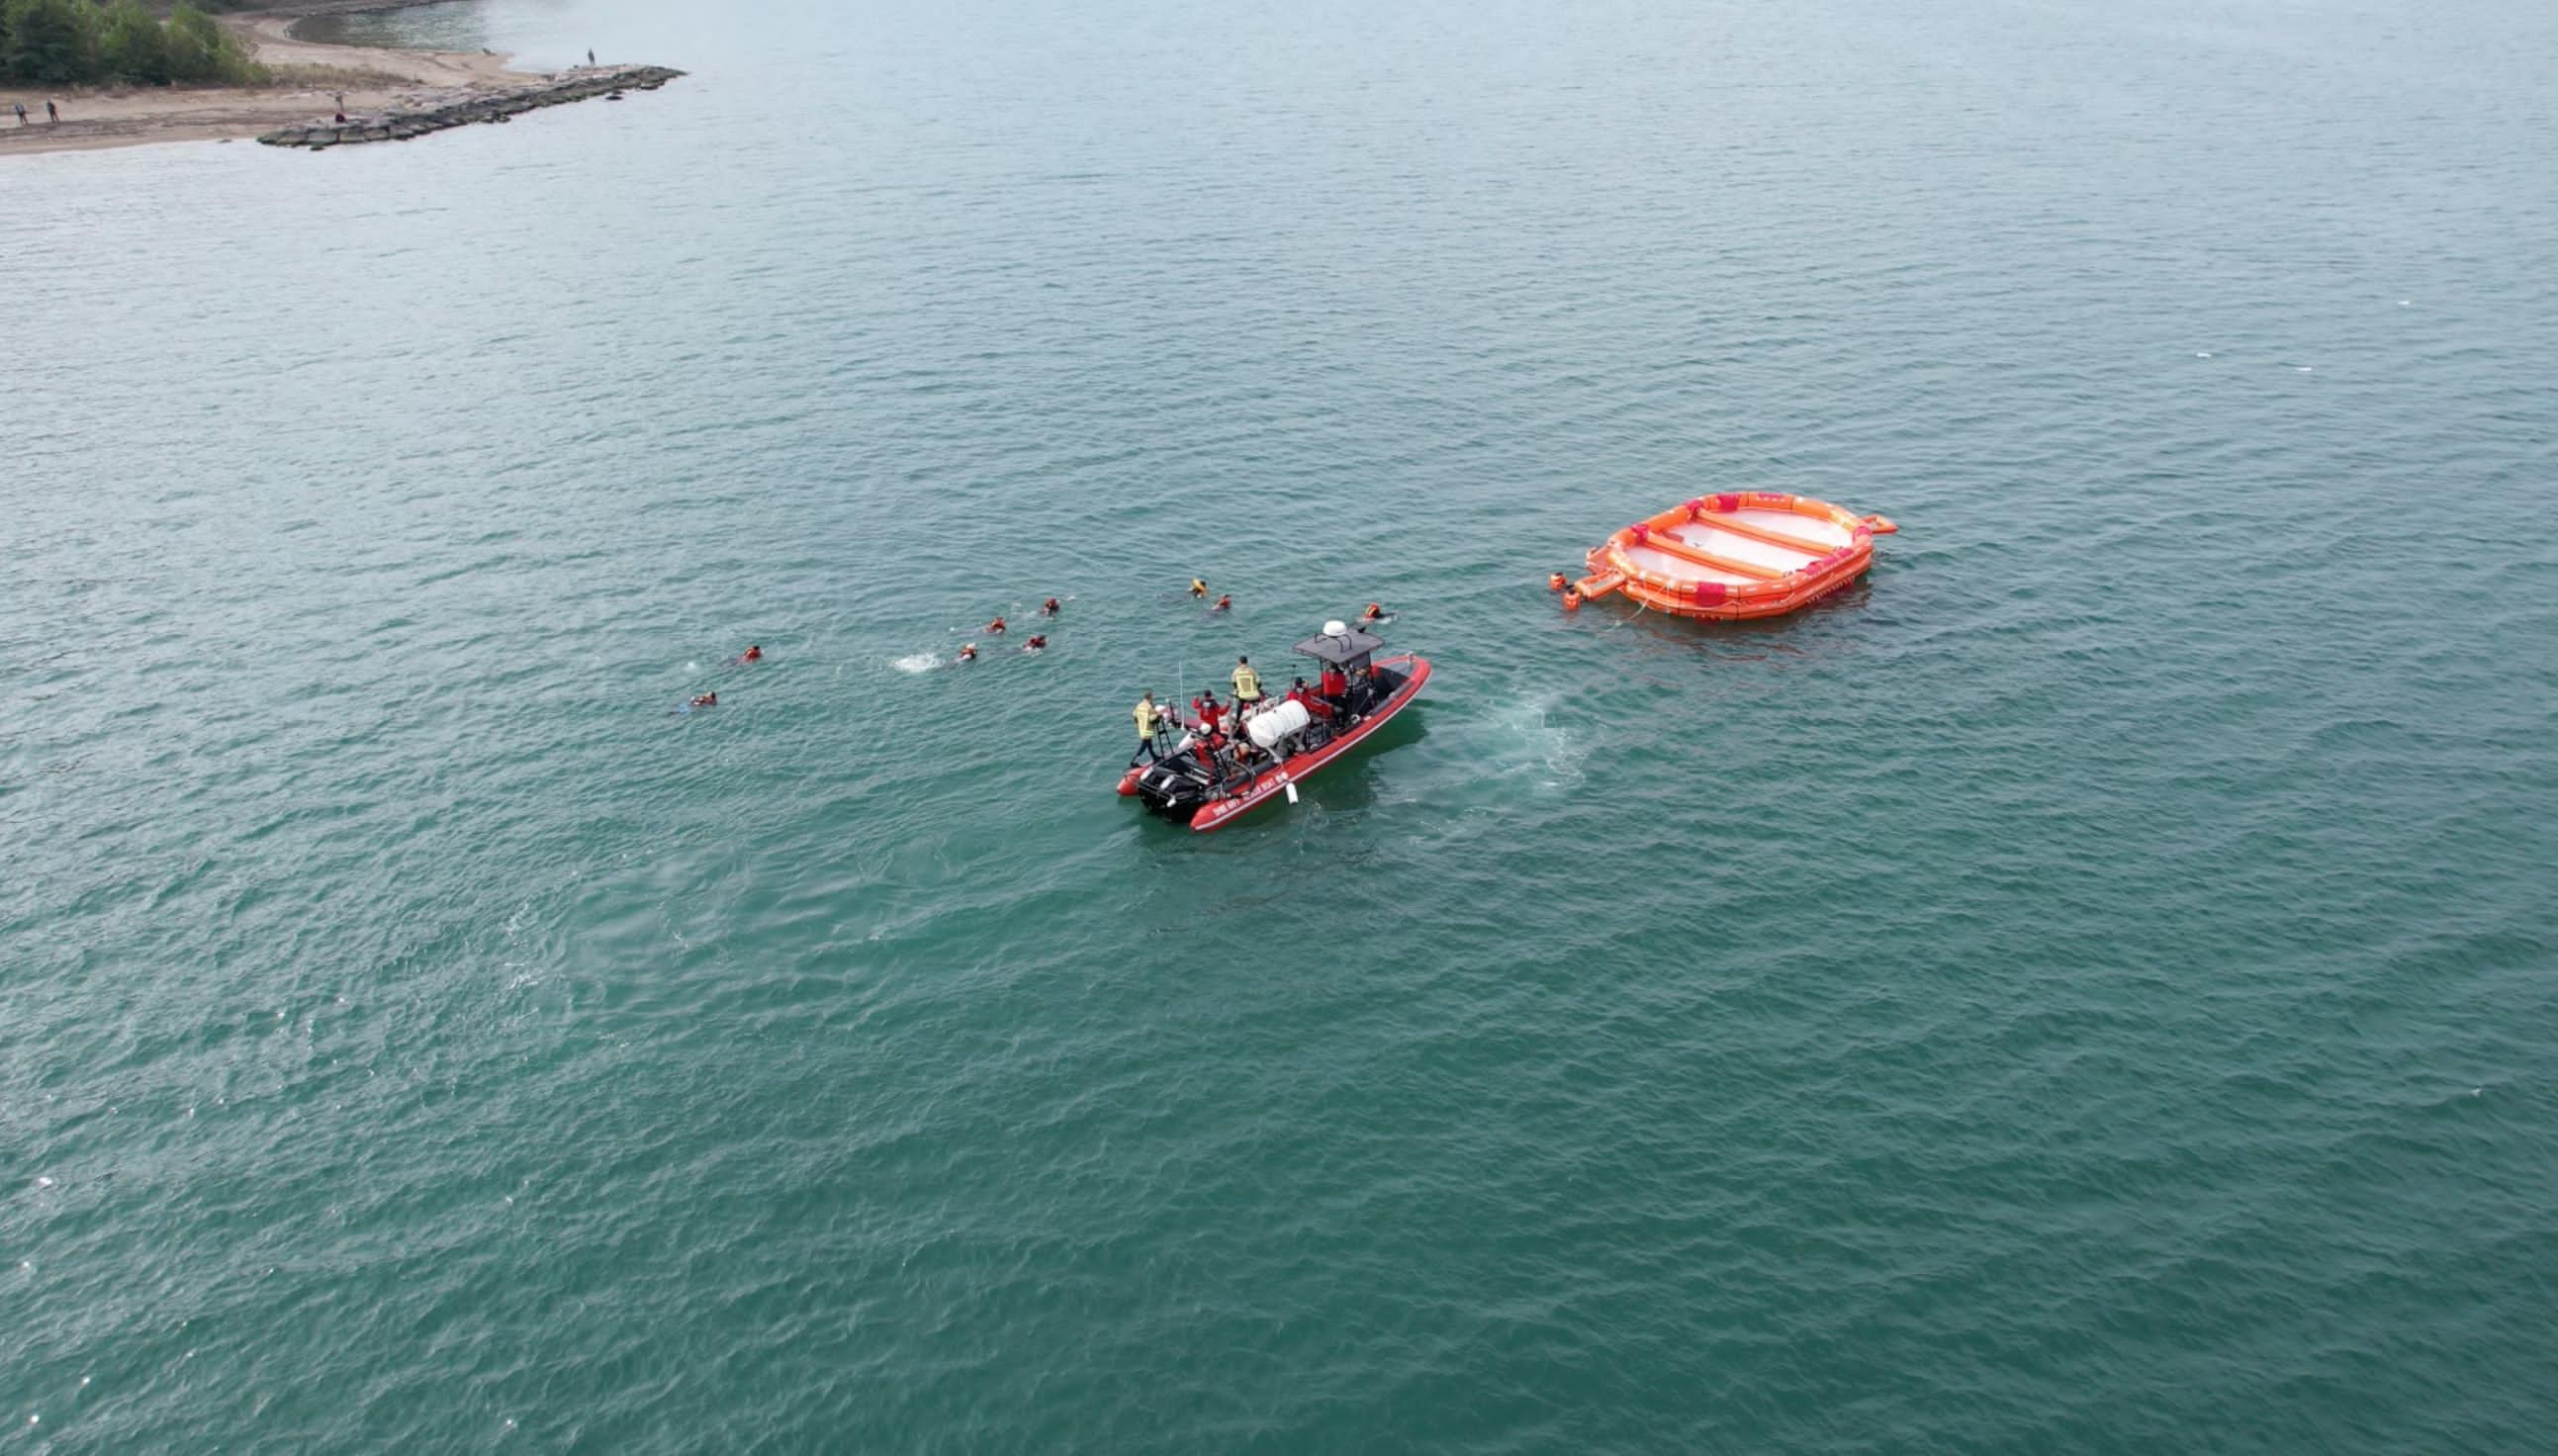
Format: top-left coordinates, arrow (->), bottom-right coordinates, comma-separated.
1473,694 -> 1588,791
893,652 -> 939,674
2196,351 -> 2213,358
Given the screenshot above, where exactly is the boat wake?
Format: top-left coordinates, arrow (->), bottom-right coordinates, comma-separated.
1477,695 -> 1586,790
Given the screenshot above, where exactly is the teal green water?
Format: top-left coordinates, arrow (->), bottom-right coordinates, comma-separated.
7,0 -> 2557,1447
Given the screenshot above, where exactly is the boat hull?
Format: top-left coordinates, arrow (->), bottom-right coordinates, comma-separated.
1116,654 -> 1430,831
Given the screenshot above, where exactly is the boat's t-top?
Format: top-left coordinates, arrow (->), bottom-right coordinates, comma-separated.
1290,620 -> 1393,712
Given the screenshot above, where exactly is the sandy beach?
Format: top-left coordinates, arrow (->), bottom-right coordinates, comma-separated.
0,10 -> 538,155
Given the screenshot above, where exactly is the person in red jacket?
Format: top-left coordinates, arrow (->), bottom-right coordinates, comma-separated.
1320,665 -> 1348,702
986,615 -> 1007,634
1288,676 -> 1335,720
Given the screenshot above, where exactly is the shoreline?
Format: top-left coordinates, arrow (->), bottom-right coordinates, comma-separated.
0,7 -> 553,156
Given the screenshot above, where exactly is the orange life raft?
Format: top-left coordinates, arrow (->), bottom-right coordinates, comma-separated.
1569,492 -> 1897,620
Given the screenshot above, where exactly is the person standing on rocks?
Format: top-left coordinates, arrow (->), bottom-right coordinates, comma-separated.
12,104 -> 25,128
587,48 -> 596,65
47,100 -> 60,124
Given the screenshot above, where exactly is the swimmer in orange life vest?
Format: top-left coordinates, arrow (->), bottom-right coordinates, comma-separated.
1188,579 -> 1209,598
690,692 -> 718,708
986,615 -> 1007,634
1040,597 -> 1060,616
958,643 -> 978,663
738,645 -> 763,663
1360,603 -> 1386,623
1212,593 -> 1232,612
1024,635 -> 1048,653
1547,573 -> 1568,592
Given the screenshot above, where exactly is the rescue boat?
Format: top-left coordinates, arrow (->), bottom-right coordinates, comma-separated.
1568,492 -> 1898,620
1117,621 -> 1430,832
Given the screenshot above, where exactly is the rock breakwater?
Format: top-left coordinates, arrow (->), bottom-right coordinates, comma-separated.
258,64 -> 683,148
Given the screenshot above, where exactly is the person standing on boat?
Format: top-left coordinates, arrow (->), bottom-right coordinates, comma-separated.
1133,691 -> 1164,762
1288,676 -> 1334,721
1231,656 -> 1263,712
1319,664 -> 1348,706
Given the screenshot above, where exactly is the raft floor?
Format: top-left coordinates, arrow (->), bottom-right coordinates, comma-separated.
1619,507 -> 1855,587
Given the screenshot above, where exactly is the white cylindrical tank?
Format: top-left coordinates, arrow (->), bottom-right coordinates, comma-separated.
1246,699 -> 1312,750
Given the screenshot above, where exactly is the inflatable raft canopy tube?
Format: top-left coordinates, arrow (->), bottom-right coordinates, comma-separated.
1568,492 -> 1897,621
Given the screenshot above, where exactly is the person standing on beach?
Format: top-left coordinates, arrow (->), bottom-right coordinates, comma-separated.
46,101 -> 59,124
588,48 -> 596,65
12,104 -> 25,127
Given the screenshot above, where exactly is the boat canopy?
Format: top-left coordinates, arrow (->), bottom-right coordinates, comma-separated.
1291,625 -> 1385,669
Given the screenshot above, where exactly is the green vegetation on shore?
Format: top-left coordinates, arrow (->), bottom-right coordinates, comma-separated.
2,0 -> 265,86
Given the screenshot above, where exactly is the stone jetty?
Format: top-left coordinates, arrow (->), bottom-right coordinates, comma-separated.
258,64 -> 685,149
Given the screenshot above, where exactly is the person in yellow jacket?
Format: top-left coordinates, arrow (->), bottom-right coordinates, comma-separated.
1133,691 -> 1164,762
1188,578 -> 1209,598
1231,656 -> 1263,708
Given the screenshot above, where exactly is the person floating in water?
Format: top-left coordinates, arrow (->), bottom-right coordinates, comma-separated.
986,615 -> 1007,634
690,692 -> 718,708
1040,597 -> 1061,617
1360,602 -> 1388,623
957,643 -> 978,663
1023,635 -> 1048,653
1188,579 -> 1209,598
736,644 -> 764,664
1212,593 -> 1233,613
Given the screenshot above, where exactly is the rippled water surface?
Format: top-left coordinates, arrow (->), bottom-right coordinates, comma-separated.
7,0 -> 2557,1448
